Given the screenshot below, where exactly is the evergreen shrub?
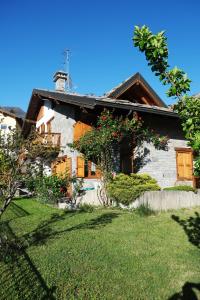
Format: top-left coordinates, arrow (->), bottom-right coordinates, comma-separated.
107,173 -> 160,206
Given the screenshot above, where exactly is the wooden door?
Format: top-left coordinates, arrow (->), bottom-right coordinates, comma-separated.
176,149 -> 193,180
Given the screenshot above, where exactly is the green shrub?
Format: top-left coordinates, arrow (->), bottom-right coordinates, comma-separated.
163,185 -> 196,192
107,173 -> 160,205
35,175 -> 70,204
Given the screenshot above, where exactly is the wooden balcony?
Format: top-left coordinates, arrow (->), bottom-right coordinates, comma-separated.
37,132 -> 61,147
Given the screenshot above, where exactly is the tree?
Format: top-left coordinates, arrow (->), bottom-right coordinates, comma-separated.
0,129 -> 59,219
133,25 -> 200,176
70,109 -> 168,205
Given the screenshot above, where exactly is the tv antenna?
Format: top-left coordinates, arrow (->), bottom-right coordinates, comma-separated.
63,49 -> 71,92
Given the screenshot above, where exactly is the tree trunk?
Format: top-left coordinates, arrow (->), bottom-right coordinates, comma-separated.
0,196 -> 12,219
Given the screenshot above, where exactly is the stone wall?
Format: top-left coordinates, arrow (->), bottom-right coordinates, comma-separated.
137,113 -> 190,188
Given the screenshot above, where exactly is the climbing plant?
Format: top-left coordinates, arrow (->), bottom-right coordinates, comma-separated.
70,109 -> 168,205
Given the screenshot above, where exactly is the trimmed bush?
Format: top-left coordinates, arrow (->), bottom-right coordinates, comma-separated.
163,185 -> 196,192
107,173 -> 160,206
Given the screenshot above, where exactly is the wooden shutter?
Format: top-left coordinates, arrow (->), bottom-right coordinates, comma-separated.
51,157 -> 71,177
74,121 -> 92,141
77,156 -> 85,177
176,149 -> 193,180
47,121 -> 51,133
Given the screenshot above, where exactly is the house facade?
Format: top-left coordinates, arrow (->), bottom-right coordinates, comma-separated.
0,107 -> 24,133
23,71 -> 193,202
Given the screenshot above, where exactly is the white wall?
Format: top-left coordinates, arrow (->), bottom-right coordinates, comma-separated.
36,100 -> 54,130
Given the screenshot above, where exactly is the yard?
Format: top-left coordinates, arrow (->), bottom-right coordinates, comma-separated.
0,198 -> 200,299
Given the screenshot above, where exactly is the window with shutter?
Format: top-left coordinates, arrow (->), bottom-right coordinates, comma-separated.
76,157 -> 101,178
176,148 -> 193,180
51,156 -> 72,196
51,156 -> 71,177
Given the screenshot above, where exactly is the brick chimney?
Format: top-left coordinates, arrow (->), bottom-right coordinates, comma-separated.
53,71 -> 68,92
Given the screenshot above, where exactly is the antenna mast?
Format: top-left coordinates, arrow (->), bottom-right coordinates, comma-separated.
63,49 -> 71,92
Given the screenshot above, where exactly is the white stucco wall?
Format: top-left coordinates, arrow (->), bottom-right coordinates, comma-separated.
36,100 -> 54,130
0,112 -> 17,133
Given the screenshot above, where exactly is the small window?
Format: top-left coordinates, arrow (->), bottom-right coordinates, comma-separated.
0,124 -> 8,130
90,162 -> 96,176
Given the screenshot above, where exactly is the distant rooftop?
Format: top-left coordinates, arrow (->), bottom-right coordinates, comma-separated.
0,106 -> 26,119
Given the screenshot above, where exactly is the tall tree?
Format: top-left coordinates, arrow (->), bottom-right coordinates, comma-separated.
133,25 -> 200,176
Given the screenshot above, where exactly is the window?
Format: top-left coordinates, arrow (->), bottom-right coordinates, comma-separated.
77,157 -> 100,178
0,124 -> 8,130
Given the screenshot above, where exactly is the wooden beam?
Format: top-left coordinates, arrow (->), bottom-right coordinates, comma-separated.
141,96 -> 150,105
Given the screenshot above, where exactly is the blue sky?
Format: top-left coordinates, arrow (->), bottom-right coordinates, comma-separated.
0,0 -> 200,111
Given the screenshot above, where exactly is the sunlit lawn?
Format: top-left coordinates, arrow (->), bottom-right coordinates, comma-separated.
0,198 -> 200,299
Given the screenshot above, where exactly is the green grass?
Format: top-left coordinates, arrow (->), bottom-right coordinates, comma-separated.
0,198 -> 200,299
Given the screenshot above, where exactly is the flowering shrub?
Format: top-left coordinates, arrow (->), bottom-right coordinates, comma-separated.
34,175 -> 70,204
71,109 -> 168,175
70,109 -> 168,206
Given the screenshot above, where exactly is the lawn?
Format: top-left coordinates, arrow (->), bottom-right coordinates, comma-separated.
0,198 -> 200,300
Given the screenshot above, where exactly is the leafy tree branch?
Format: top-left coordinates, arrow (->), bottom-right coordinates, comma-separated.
133,25 -> 200,176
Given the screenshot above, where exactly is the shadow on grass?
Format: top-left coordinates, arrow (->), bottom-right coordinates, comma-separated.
171,212 -> 200,248
9,202 -> 30,218
169,212 -> 200,299
23,211 -> 120,246
168,282 -> 200,300
0,209 -> 119,299
0,221 -> 56,300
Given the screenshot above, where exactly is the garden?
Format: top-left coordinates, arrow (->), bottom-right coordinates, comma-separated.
0,24 -> 200,300
0,198 -> 200,299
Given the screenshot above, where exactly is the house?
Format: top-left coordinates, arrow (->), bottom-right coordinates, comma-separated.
23,71 -> 194,203
0,107 -> 25,133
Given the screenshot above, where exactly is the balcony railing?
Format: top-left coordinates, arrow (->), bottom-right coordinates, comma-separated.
38,132 -> 61,147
